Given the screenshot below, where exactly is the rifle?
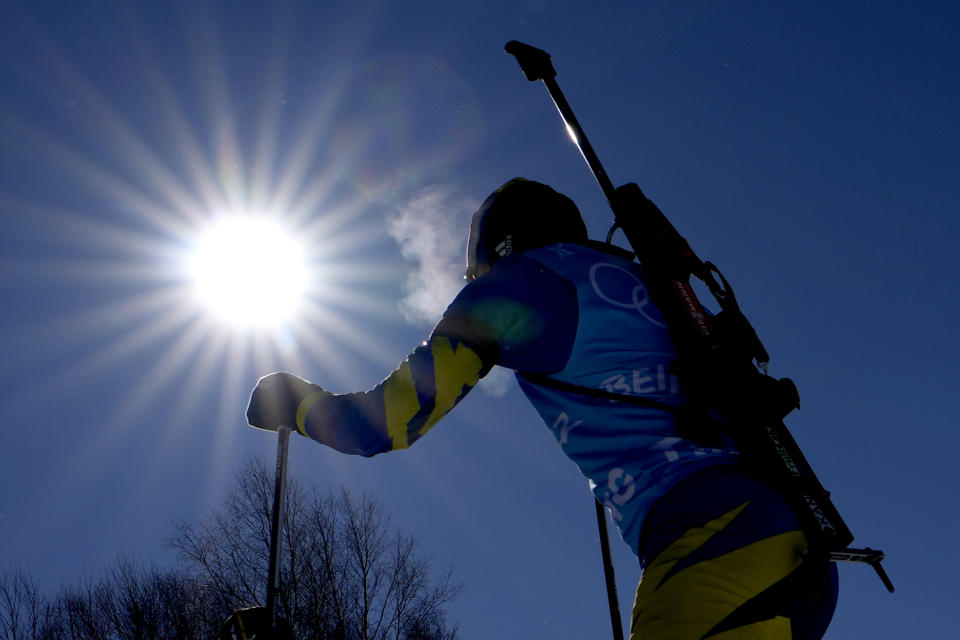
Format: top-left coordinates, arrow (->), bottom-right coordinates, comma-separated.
505,40 -> 893,594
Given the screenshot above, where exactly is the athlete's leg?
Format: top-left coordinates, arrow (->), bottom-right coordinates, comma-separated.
630,466 -> 838,640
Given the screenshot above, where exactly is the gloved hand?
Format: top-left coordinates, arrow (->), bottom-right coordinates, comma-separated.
246,372 -> 326,432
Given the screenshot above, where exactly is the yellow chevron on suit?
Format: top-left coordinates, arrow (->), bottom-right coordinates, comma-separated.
382,336 -> 484,450
631,501 -> 806,639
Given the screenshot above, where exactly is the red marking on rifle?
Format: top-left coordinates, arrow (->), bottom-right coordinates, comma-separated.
673,281 -> 711,336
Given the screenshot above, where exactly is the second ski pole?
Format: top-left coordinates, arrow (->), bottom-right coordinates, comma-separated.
266,425 -> 292,631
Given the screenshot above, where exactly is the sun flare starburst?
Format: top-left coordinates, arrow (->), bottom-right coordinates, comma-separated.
189,215 -> 308,329
4,7 -> 485,500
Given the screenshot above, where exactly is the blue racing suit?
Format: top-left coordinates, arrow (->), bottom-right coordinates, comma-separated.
291,241 -> 838,639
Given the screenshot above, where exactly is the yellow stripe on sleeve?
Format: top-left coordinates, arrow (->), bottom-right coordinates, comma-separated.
296,390 -> 331,436
419,336 -> 484,437
378,337 -> 486,451
382,360 -> 421,450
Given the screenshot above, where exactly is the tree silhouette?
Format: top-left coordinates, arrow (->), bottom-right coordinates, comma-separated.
172,457 -> 461,640
0,458 -> 461,640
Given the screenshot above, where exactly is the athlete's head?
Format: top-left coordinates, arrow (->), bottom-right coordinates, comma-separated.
465,178 -> 587,280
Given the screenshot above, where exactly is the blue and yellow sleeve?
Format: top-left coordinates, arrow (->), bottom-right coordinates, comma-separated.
294,335 -> 487,456
294,254 -> 579,456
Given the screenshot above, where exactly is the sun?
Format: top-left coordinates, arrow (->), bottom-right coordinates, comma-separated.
189,214 -> 308,329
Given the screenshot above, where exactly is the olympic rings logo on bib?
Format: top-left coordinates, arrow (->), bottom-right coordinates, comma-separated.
588,262 -> 667,328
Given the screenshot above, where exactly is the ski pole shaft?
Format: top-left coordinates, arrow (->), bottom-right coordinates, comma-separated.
266,425 -> 292,628
595,499 -> 625,640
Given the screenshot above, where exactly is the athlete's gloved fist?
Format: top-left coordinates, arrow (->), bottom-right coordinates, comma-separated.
246,372 -> 326,432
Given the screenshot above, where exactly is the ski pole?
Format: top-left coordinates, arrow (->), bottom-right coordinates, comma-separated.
220,426 -> 293,639
266,425 -> 292,631
595,499 -> 625,640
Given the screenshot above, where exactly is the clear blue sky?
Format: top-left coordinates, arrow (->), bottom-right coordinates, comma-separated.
1,1 -> 957,638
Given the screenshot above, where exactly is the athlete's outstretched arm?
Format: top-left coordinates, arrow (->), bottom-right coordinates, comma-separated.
247,254 -> 574,455
246,333 -> 489,456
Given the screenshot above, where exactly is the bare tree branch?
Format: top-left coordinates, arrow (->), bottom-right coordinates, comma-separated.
3,456 -> 460,640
